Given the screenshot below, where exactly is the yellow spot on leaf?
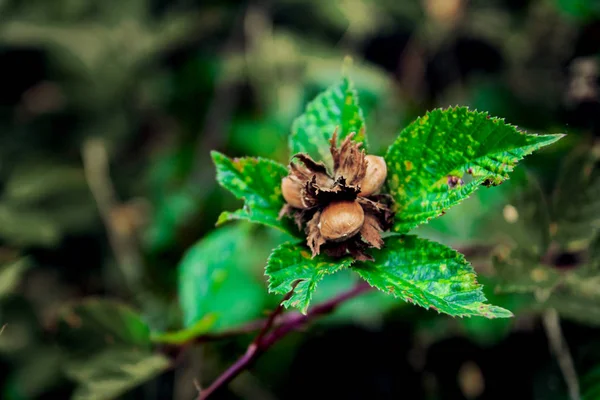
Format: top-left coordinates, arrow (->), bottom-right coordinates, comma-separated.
300,251 -> 311,259
404,160 -> 413,171
390,174 -> 400,190
232,159 -> 245,172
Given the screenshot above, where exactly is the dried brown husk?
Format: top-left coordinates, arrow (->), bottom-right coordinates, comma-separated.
279,132 -> 394,260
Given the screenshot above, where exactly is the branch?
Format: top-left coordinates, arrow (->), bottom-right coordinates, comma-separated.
198,281 -> 373,399
169,243 -> 496,348
191,319 -> 267,343
197,281 -> 298,399
82,139 -> 145,298
542,308 -> 580,400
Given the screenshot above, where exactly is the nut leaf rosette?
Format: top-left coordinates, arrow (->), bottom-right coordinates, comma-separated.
279,132 -> 394,261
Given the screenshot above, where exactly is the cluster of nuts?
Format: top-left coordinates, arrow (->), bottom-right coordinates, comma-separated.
279,132 -> 393,261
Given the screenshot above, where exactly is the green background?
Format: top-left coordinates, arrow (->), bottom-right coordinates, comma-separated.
1,0 -> 600,399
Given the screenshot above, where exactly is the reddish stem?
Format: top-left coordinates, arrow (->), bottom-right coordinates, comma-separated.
197,281 -> 373,399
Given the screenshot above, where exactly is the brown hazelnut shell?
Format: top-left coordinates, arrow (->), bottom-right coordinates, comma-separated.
358,155 -> 387,196
281,177 -> 305,209
319,200 -> 364,242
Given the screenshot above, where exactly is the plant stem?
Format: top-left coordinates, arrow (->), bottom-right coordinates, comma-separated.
82,139 -> 146,302
193,319 -> 267,343
542,308 -> 580,400
197,282 -> 297,400
198,281 -> 373,399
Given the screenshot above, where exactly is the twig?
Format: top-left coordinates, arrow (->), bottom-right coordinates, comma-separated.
263,281 -> 372,346
198,281 -> 373,399
191,319 -> 267,343
82,139 -> 146,301
198,281 -> 299,399
542,308 -> 580,400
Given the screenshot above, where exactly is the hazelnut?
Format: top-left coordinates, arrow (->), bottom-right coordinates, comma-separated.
358,155 -> 387,196
281,177 -> 305,209
319,200 -> 364,241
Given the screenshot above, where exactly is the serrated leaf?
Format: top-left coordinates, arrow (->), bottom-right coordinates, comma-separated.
266,242 -> 353,314
385,107 -> 563,233
289,77 -> 366,168
212,151 -> 298,235
310,268 -> 399,325
352,235 -> 512,318
552,145 -> 600,250
65,349 -> 170,400
178,224 -> 268,330
414,180 -> 510,245
459,276 -> 530,345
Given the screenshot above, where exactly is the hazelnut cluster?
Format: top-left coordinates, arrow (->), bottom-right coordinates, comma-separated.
280,132 -> 394,261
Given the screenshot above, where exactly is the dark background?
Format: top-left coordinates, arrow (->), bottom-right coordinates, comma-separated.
0,0 -> 600,399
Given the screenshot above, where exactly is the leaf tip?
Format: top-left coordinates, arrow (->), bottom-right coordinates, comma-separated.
487,305 -> 514,319
210,150 -> 225,163
215,211 -> 231,227
342,55 -> 354,76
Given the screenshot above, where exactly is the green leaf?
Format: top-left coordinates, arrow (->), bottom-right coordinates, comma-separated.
582,365 -> 600,400
385,107 -> 563,233
65,349 -> 170,400
0,203 -> 61,246
413,178 -> 512,246
3,163 -> 87,205
289,77 -> 366,168
0,297 -> 40,357
496,170 -> 552,256
150,315 -> 217,345
540,292 -> 600,327
492,247 -> 562,294
311,268 -> 400,325
57,299 -> 151,357
352,235 -> 512,318
0,258 -> 30,298
143,187 -> 202,252
55,300 -> 170,399
552,145 -> 600,250
586,233 -> 600,275
212,151 -> 297,235
459,276 -> 530,345
266,242 -> 353,314
178,224 -> 268,330
555,0 -> 600,21
2,345 -> 63,400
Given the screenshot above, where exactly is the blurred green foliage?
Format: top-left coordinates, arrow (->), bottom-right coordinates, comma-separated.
0,0 -> 600,399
